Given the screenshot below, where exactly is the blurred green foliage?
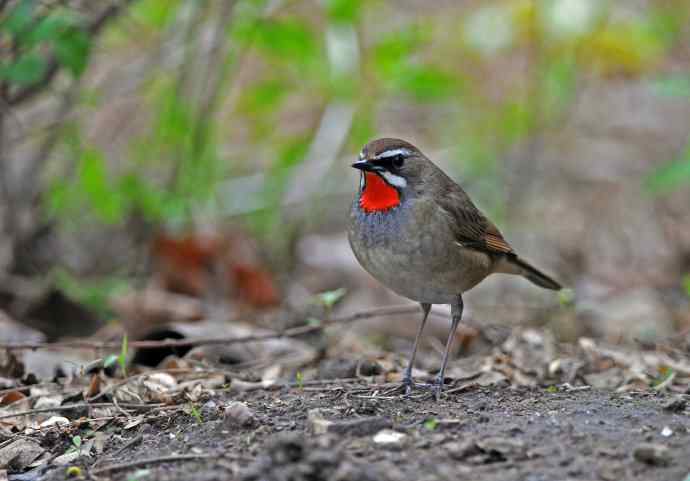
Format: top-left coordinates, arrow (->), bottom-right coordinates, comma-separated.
647,75 -> 690,193
0,1 -> 90,85
3,0 -> 689,285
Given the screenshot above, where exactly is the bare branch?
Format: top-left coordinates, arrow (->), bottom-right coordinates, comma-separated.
91,453 -> 232,476
0,401 -> 165,421
0,304 -> 432,351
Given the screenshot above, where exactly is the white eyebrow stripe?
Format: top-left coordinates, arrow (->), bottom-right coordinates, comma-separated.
379,171 -> 407,189
373,148 -> 411,160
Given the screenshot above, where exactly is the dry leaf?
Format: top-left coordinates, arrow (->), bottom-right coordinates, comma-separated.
85,374 -> 101,399
0,390 -> 26,406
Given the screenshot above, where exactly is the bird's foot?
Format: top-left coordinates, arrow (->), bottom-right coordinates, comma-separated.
400,377 -> 435,398
402,375 -> 413,396
433,374 -> 446,401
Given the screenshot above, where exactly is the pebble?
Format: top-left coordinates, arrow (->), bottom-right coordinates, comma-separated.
201,399 -> 219,418
633,443 -> 671,466
372,429 -> 406,447
445,440 -> 480,461
223,401 -> 257,428
477,436 -> 527,460
307,409 -> 391,436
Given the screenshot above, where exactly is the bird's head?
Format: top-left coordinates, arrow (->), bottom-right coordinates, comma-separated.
352,138 -> 429,213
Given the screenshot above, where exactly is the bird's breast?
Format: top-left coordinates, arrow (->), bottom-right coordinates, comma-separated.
348,199 -> 491,303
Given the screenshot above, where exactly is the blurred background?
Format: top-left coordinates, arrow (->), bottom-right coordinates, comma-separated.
1,0 -> 690,362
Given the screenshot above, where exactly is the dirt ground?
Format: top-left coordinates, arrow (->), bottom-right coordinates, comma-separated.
25,384 -> 688,481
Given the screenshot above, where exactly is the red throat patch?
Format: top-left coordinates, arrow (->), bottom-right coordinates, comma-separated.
359,172 -> 400,213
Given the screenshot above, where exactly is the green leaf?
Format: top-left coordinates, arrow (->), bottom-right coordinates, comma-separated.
118,335 -> 128,377
103,354 -> 119,368
117,174 -> 169,221
546,385 -> 558,393
53,269 -> 128,318
373,27 -> 422,76
238,79 -> 288,115
325,0 -> 363,24
423,418 -> 439,430
558,288 -> 575,307
1,1 -> 36,36
130,0 -> 182,30
0,53 -> 46,85
71,435 -> 82,449
252,18 -> 318,62
315,288 -> 347,308
646,146 -> 690,193
78,148 -> 126,223
55,28 -> 91,76
391,65 -> 458,101
27,11 -> 79,45
188,403 -> 202,424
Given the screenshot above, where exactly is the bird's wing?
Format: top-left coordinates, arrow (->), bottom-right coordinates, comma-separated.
435,179 -> 515,257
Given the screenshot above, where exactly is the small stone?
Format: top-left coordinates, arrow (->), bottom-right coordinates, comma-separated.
39,416 -> 70,428
477,437 -> 527,460
307,414 -> 333,435
633,443 -> 671,466
662,396 -> 687,413
201,399 -> 219,418
307,409 -> 391,436
223,401 -> 256,428
445,440 -> 480,461
660,426 -> 673,437
372,429 -> 406,446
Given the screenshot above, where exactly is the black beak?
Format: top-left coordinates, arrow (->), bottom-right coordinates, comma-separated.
351,159 -> 382,172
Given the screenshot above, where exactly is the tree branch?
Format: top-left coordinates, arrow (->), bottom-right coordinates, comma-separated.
0,304 -> 433,351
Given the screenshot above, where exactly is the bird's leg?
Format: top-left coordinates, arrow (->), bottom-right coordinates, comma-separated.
403,303 -> 431,395
434,295 -> 463,401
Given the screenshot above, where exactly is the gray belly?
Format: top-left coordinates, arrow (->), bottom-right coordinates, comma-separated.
348,201 -> 492,304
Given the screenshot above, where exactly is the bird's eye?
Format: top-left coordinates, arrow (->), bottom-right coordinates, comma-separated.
392,154 -> 405,168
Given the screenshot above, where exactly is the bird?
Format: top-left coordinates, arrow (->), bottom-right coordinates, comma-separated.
347,138 -> 562,399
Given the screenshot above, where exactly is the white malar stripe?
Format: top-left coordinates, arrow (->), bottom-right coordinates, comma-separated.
379,171 -> 407,189
374,148 -> 411,160
359,172 -> 365,190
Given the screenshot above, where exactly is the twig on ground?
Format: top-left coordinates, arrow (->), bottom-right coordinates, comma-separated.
112,434 -> 144,457
0,402 -> 164,421
90,453 -> 228,475
0,304 -> 429,351
0,382 -> 59,397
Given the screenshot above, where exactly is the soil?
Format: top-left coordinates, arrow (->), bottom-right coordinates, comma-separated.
34,385 -> 690,481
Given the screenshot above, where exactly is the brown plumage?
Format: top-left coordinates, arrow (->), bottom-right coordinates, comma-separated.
348,138 -> 562,399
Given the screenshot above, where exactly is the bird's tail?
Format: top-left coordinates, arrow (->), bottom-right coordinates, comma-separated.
495,255 -> 562,291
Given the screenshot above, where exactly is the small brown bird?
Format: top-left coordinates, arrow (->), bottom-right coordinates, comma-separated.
348,138 -> 561,398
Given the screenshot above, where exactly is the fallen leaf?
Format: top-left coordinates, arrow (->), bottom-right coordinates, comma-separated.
0,439 -> 44,470
0,390 -> 26,407
85,374 -> 101,398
